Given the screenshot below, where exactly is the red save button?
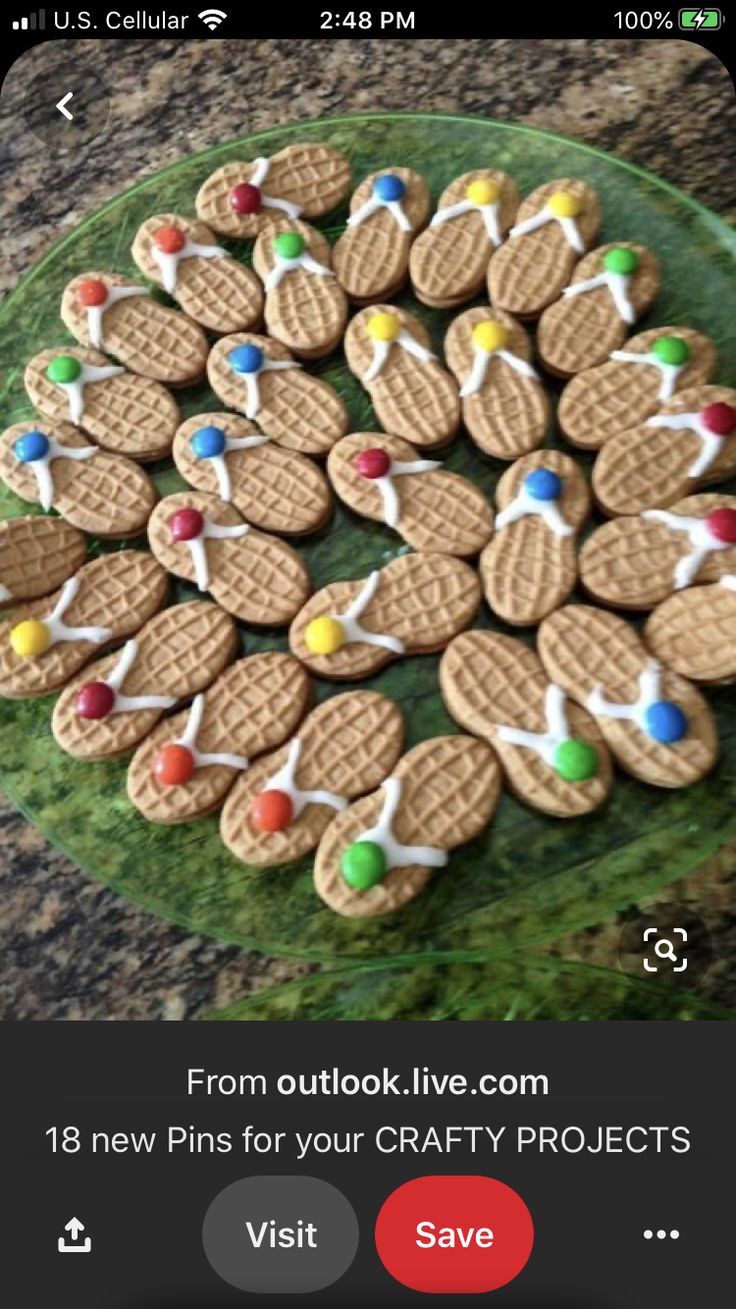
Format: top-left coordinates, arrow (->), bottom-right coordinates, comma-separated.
375,1175 -> 534,1294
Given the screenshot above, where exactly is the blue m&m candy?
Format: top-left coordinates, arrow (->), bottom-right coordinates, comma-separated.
191,426 -> 226,459
228,343 -> 264,374
644,700 -> 688,745
374,174 -> 406,202
14,431 -> 50,463
524,468 -> 562,501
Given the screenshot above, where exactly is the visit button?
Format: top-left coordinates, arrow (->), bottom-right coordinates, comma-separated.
374,1175 -> 534,1294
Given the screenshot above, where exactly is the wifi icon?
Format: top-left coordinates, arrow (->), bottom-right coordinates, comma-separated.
198,8 -> 227,28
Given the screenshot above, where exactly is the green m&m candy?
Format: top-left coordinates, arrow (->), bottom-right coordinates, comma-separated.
652,336 -> 691,367
553,738 -> 599,783
46,355 -> 82,384
341,840 -> 386,890
274,231 -> 305,260
603,247 -> 640,276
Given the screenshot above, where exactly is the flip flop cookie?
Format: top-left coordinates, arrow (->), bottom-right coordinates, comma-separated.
131,213 -> 263,334
0,516 -> 86,609
327,432 -> 493,556
61,271 -> 208,385
333,168 -> 431,303
537,243 -> 661,377
173,414 -> 331,536
580,494 -> 736,610
444,307 -> 549,460
195,142 -> 351,238
592,386 -> 736,517
488,179 -> 601,318
645,577 -> 736,684
409,170 -> 520,309
207,333 -> 349,456
52,601 -> 237,761
290,552 -> 481,680
344,305 -> 460,450
558,327 -> 717,450
128,653 -> 312,824
479,451 -> 590,626
313,736 -> 500,918
0,550 -> 167,700
441,631 -> 613,818
220,690 -> 404,867
0,420 -> 156,539
24,346 -> 178,461
538,604 -> 717,788
147,491 -> 310,626
252,219 -> 348,359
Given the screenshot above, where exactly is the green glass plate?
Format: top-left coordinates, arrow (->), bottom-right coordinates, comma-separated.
1,113 -> 735,980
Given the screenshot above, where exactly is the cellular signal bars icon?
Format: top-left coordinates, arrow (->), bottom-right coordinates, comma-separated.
13,9 -> 46,28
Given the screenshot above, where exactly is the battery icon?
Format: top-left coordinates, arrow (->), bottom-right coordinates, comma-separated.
678,7 -> 722,27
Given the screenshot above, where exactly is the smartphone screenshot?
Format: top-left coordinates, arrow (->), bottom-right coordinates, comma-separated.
0,7 -> 733,1305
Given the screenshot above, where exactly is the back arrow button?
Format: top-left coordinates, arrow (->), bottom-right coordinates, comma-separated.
56,92 -> 74,121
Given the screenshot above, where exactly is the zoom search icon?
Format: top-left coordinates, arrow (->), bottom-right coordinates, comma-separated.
642,926 -> 688,973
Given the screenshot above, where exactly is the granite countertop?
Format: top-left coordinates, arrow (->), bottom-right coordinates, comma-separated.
1,37 -> 734,1019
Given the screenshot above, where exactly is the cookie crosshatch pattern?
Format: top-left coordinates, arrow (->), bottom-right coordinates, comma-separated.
0,114 -> 735,985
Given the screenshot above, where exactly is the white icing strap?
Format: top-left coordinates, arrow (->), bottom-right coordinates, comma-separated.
609,349 -> 684,402
362,330 -> 436,384
496,683 -> 572,766
495,484 -> 573,538
370,458 -> 441,529
57,363 -> 125,426
0,583 -> 12,603
460,345 -> 538,398
642,509 -> 731,590
264,251 -> 333,292
563,270 -> 636,324
249,157 -> 302,219
86,286 -> 147,349
647,410 -> 723,479
721,575 -> 736,592
205,435 -> 270,502
99,639 -> 177,714
352,775 -> 448,872
347,194 -> 412,232
261,737 -> 347,819
184,519 -> 251,592
152,240 -> 226,295
175,693 -> 250,770
331,571 -> 405,654
18,437 -> 97,512
587,659 -> 663,731
430,199 -> 501,246
42,576 -> 112,647
510,205 -> 584,253
241,359 -> 300,421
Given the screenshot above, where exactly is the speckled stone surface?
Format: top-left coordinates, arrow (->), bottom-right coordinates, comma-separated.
1,37 -> 734,1018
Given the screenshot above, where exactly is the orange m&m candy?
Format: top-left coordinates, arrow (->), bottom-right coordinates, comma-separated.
77,278 -> 108,307
153,743 -> 195,786
153,225 -> 187,254
249,789 -> 294,833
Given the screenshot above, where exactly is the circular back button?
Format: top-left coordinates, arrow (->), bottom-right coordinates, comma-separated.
202,1175 -> 359,1294
375,1175 -> 533,1294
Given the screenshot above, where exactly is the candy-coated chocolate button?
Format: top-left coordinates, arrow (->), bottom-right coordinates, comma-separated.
466,178 -> 500,206
191,426 -> 227,459
13,430 -> 50,463
354,448 -> 391,480
341,840 -> 386,890
169,508 -> 205,541
249,789 -> 294,833
75,681 -> 116,720
47,355 -> 82,384
228,343 -> 264,374
472,321 -> 507,353
374,173 -> 406,202
367,313 -> 401,342
652,336 -> 690,366
705,507 -> 736,544
153,743 -> 195,786
304,616 -> 344,656
153,225 -> 187,254
554,738 -> 598,783
524,468 -> 562,501
77,278 -> 108,307
603,246 -> 640,275
644,700 -> 688,745
701,402 -> 736,436
548,190 -> 581,218
10,619 -> 51,657
375,1175 -> 534,1294
274,231 -> 305,259
229,182 -> 262,215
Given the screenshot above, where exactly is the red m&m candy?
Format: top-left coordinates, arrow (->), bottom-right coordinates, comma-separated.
75,681 -> 115,720
701,403 -> 736,437
153,743 -> 195,787
249,789 -> 294,833
706,507 -> 736,544
354,448 -> 391,480
153,225 -> 187,254
169,508 -> 205,541
77,278 -> 108,307
230,183 -> 262,215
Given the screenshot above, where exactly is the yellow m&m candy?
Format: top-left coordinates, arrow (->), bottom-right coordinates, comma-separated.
367,313 -> 401,343
305,616 -> 345,656
10,619 -> 51,657
548,191 -> 582,219
466,178 -> 500,206
473,321 -> 508,353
